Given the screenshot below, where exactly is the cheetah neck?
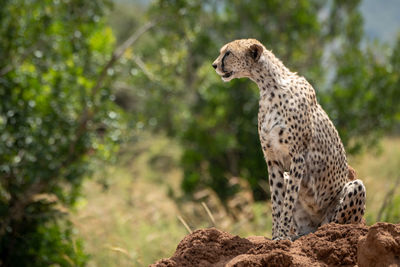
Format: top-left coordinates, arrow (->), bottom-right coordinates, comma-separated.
250,51 -> 294,98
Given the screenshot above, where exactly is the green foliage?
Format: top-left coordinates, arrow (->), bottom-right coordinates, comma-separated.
120,0 -> 400,204
24,220 -> 88,266
320,9 -> 400,153
0,0 -> 123,265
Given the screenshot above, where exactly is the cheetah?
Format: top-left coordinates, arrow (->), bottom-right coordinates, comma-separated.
212,39 -> 366,240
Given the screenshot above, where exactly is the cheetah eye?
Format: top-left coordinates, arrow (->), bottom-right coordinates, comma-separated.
225,51 -> 231,57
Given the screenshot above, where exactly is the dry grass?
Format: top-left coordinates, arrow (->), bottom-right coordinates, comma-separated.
70,134 -> 400,266
71,134 -> 187,266
348,136 -> 400,224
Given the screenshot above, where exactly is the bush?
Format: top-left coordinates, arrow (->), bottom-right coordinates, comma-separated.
0,0 -> 123,265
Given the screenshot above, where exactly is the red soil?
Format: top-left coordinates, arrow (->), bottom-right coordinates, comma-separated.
151,222 -> 400,267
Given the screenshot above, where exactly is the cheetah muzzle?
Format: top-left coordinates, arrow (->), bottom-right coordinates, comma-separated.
212,39 -> 366,241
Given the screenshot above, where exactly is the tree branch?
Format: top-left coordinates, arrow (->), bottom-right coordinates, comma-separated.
67,19 -> 157,157
91,20 -> 157,98
133,55 -> 155,81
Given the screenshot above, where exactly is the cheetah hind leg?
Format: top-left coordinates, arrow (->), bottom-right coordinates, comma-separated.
333,179 -> 366,224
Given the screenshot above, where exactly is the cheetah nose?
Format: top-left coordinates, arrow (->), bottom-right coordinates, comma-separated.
212,63 -> 217,69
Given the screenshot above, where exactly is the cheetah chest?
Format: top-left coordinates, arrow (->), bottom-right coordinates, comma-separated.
258,102 -> 290,169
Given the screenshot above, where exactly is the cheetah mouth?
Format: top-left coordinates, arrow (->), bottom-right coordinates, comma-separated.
222,71 -> 233,78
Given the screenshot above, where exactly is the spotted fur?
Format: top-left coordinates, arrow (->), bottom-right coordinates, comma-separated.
212,39 -> 366,240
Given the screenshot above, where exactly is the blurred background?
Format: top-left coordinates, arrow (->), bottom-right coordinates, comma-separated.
1,0 -> 400,266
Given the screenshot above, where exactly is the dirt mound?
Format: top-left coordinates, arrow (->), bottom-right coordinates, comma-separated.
151,222 -> 400,267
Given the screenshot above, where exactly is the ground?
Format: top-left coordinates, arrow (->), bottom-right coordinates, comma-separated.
151,222 -> 400,267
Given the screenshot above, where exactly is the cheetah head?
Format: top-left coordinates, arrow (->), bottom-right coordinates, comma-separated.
212,39 -> 265,82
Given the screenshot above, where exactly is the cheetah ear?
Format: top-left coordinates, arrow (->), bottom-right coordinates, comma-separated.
248,44 -> 263,62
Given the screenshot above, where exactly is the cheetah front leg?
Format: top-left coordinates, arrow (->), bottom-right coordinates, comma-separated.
275,153 -> 305,240
267,160 -> 287,239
